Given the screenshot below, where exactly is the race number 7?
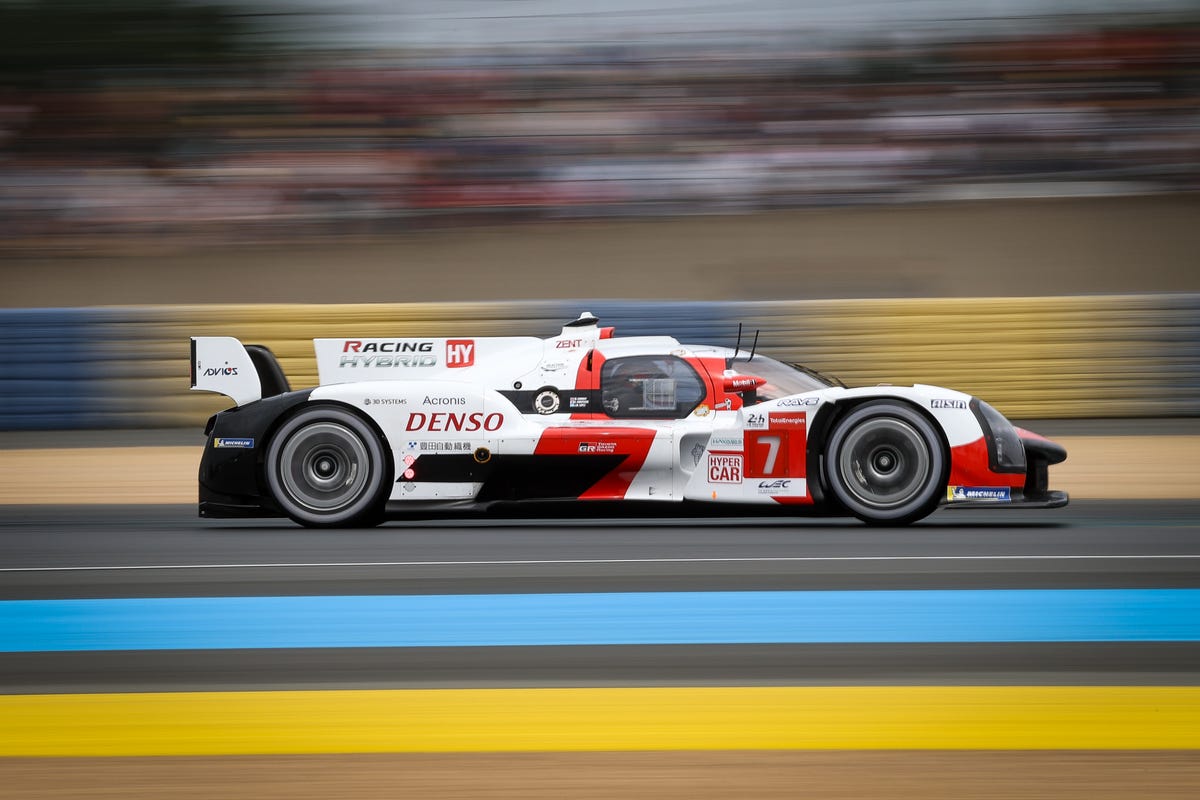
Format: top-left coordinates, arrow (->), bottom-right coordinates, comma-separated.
758,435 -> 781,474
745,433 -> 783,477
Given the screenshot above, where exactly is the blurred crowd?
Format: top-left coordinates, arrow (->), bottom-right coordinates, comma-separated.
1,11 -> 1197,254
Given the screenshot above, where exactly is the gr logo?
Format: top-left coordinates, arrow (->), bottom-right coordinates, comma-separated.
446,339 -> 475,368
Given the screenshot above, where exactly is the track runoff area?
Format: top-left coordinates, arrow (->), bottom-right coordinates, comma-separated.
2,501 -> 1200,759
3,584 -> 1200,753
3,583 -> 1200,753
0,425 -> 1197,759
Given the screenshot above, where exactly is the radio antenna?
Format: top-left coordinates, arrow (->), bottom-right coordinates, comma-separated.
748,330 -> 760,361
733,323 -> 743,358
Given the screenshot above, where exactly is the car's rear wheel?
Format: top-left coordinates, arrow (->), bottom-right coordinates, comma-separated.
265,405 -> 390,527
824,401 -> 946,526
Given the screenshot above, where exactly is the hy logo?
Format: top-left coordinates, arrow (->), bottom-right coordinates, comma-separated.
446,339 -> 474,368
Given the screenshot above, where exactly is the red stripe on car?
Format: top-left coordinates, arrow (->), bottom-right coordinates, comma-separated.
534,427 -> 657,499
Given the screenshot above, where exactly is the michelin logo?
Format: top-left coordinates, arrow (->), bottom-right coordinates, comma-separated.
948,486 -> 1011,502
214,437 -> 254,449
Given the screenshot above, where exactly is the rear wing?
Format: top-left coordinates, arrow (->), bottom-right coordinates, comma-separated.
190,337 -> 290,407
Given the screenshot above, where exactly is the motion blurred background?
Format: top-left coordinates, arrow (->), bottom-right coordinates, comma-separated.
3,5 -> 1200,798
1,0 -> 1197,252
1,0 -> 1198,427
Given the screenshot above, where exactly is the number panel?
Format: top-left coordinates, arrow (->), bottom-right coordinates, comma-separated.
744,413 -> 808,479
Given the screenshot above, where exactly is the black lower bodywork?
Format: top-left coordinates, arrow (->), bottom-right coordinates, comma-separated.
944,434 -> 1070,510
198,390 -> 313,518
199,398 -> 1069,521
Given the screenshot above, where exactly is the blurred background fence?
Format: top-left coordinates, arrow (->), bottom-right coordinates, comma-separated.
3,4 -> 1198,431
1,2 -> 1197,258
2,295 -> 1196,430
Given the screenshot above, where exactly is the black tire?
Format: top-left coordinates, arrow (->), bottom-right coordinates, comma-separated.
265,404 -> 390,527
824,401 -> 946,526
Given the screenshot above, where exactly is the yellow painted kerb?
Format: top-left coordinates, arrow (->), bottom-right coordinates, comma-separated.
2,687 -> 1198,755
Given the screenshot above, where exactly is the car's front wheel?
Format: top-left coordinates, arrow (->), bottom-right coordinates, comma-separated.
265,405 -> 390,527
824,401 -> 946,526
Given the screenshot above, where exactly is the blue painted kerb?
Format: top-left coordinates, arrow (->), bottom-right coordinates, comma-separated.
1,589 -> 1198,652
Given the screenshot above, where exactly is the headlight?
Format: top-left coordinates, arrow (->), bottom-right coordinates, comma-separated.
971,399 -> 1026,474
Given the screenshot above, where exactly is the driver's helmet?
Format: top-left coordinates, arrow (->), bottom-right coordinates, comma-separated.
605,360 -> 670,412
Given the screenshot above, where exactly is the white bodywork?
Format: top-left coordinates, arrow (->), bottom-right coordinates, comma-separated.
193,315 -> 997,509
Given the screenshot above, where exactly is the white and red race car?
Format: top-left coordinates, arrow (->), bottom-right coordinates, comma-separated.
191,313 -> 1067,527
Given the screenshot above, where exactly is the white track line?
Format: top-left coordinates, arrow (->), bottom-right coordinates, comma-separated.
2,553 -> 1199,572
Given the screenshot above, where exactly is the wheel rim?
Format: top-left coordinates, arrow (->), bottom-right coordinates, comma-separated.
277,422 -> 370,512
836,417 -> 931,510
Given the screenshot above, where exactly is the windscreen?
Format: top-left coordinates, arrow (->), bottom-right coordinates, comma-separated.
732,354 -> 834,403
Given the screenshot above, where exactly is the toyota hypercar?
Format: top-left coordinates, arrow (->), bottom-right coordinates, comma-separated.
191,313 -> 1067,527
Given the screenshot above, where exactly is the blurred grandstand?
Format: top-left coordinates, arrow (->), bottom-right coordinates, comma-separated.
0,1 -> 1196,255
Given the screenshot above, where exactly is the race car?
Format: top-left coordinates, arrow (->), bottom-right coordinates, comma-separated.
191,312 -> 1067,527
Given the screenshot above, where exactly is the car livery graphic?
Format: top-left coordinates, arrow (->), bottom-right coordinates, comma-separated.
191,313 -> 1067,527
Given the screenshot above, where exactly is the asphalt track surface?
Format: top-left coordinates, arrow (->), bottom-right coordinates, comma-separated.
3,499 -> 1198,693
5,200 -> 1199,794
